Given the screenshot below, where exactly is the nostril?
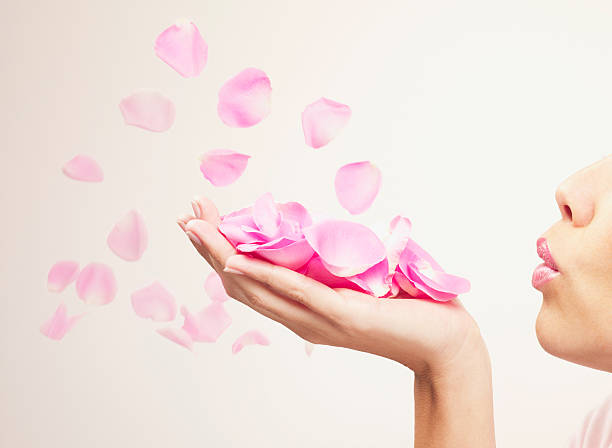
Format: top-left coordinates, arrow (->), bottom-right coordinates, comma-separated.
562,204 -> 573,221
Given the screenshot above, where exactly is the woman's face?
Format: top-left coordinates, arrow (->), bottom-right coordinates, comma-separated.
534,154 -> 612,372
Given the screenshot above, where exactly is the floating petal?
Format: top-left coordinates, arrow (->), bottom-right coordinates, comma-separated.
131,281 -> 177,321
205,272 -> 230,303
40,303 -> 82,340
199,149 -> 250,187
62,155 -> 103,182
335,161 -> 382,214
301,97 -> 351,148
217,68 -> 271,127
232,330 -> 270,354
119,89 -> 175,132
157,327 -> 193,351
303,220 -> 386,277
47,261 -> 79,293
75,263 -> 117,305
181,302 -> 231,342
107,210 -> 148,261
154,20 -> 208,77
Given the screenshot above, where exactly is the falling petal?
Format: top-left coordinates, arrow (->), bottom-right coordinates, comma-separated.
107,210 -> 148,261
303,220 -> 386,277
301,97 -> 351,148
205,272 -> 230,303
217,67 -> 271,127
154,20 -> 208,78
40,303 -> 82,340
181,303 -> 231,342
335,161 -> 382,214
47,261 -> 79,293
305,341 -> 314,357
62,155 -> 104,182
199,149 -> 250,187
156,327 -> 193,351
119,89 -> 175,132
232,330 -> 270,354
131,281 -> 177,321
75,263 -> 117,305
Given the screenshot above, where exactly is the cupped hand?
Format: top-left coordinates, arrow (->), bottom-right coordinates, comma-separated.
178,196 -> 485,376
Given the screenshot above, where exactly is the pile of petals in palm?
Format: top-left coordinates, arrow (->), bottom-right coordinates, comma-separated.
218,193 -> 470,301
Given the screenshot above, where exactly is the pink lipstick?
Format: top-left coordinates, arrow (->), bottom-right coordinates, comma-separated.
532,237 -> 561,289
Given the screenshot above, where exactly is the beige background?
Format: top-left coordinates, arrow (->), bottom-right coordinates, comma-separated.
2,0 -> 612,446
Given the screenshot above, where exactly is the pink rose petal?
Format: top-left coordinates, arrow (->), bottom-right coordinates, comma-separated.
199,149 -> 250,187
40,303 -> 82,340
75,263 -> 117,305
335,161 -> 382,214
131,281 -> 177,322
62,155 -> 104,182
232,330 -> 270,354
253,193 -> 281,237
347,259 -> 391,297
119,89 -> 175,132
47,261 -> 79,293
303,220 -> 386,277
107,210 -> 148,261
154,20 -> 208,78
385,216 -> 413,274
156,327 -> 193,351
181,302 -> 231,342
217,67 -> 271,128
305,341 -> 314,357
298,256 -> 363,290
205,272 -> 230,303
237,238 -> 315,270
302,97 -> 351,148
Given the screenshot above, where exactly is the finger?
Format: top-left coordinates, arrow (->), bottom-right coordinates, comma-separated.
184,219 -> 235,271
223,254 -> 346,322
192,195 -> 221,226
176,213 -> 194,232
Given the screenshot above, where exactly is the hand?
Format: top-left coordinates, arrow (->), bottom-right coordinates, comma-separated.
178,196 -> 485,376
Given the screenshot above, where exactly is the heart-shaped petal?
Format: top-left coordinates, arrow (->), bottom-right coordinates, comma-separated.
217,68 -> 271,127
75,263 -> 117,305
301,97 -> 351,148
335,161 -> 382,214
107,210 -> 148,261
119,89 -> 175,132
154,20 -> 208,78
232,330 -> 270,354
62,155 -> 104,182
205,272 -> 231,303
303,220 -> 386,277
131,281 -> 177,321
181,303 -> 231,342
40,303 -> 83,340
199,149 -> 250,187
47,261 -> 79,293
156,327 -> 193,351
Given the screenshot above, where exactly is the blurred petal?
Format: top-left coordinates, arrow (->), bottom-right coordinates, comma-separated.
131,281 -> 177,321
253,193 -> 281,236
119,89 -> 175,132
75,263 -> 117,305
181,302 -> 231,342
47,261 -> 79,293
199,149 -> 250,187
156,327 -> 193,351
154,20 -> 208,77
335,161 -> 382,214
62,155 -> 103,182
301,97 -> 351,148
232,330 -> 270,354
40,303 -> 82,340
217,67 -> 271,127
107,210 -> 148,261
305,341 -> 314,357
205,272 -> 230,303
303,220 -> 386,277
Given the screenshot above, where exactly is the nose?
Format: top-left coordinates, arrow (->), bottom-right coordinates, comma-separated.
554,173 -> 595,227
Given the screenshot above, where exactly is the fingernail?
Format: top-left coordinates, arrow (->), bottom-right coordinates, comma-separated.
191,200 -> 201,218
223,266 -> 244,275
177,220 -> 186,232
186,231 -> 202,246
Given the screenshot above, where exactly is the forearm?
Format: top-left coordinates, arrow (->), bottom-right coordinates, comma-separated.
413,336 -> 495,448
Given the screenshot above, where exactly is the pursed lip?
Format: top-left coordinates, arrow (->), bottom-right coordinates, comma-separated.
536,237 -> 560,273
